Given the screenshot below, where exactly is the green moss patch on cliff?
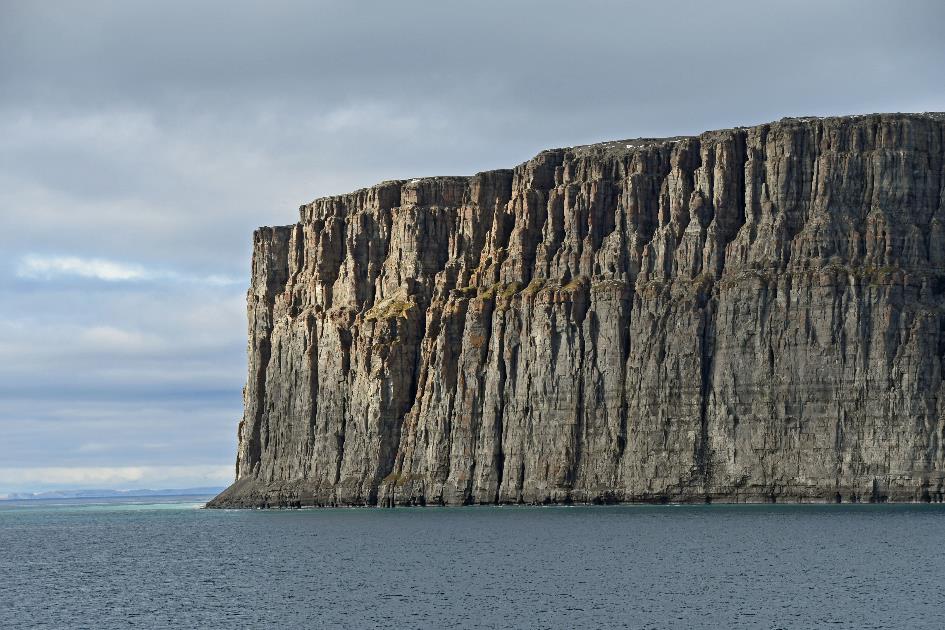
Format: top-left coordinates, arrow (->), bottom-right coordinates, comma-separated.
364,296 -> 414,322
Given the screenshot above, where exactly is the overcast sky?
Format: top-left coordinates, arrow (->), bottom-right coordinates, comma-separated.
1,0 -> 943,494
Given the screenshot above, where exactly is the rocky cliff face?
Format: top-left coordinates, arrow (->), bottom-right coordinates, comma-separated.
208,113 -> 945,507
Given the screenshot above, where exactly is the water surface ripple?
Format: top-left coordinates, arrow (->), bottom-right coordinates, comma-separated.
1,499 -> 943,629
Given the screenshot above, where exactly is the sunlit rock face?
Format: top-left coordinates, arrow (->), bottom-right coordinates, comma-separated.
208,113 -> 945,507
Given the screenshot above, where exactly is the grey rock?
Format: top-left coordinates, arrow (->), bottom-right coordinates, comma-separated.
208,113 -> 945,508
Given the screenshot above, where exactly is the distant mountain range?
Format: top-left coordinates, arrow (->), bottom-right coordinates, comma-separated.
0,487 -> 224,500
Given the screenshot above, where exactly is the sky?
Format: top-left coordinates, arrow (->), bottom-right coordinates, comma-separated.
1,0 -> 943,494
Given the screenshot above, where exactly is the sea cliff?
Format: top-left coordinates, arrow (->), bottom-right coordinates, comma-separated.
209,113 -> 945,507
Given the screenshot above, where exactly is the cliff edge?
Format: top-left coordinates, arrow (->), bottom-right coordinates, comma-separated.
208,113 -> 945,507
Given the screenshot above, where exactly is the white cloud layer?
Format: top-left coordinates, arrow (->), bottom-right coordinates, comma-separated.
18,254 -> 150,281
0,465 -> 232,493
16,254 -> 240,285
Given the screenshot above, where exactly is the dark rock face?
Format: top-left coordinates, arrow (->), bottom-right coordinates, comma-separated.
208,113 -> 945,508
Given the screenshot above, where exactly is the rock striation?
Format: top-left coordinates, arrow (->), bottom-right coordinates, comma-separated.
208,113 -> 945,508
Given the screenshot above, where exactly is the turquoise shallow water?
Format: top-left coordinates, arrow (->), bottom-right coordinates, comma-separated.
1,498 -> 944,629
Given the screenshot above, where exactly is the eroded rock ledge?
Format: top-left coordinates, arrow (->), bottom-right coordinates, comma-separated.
208,113 -> 945,508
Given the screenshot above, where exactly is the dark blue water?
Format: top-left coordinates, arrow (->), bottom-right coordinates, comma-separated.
1,498 -> 943,629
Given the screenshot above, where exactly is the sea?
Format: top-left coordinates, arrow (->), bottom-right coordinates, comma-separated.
1,496 -> 944,629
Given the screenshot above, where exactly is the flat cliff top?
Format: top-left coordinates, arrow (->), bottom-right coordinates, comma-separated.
567,111 -> 945,156
298,112 -> 945,214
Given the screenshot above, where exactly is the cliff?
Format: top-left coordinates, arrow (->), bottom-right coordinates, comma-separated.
208,113 -> 945,507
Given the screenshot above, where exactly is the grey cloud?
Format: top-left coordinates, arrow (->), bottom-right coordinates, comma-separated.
1,0 -> 943,491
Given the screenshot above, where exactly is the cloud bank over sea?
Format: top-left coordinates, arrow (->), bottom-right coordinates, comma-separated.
1,0 -> 943,492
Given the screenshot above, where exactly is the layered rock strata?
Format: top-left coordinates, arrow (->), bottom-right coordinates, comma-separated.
209,113 -> 945,507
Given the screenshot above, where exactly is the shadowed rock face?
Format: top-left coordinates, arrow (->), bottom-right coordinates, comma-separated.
208,113 -> 945,508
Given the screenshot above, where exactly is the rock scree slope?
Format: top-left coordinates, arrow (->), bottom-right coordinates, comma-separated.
209,113 -> 945,508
